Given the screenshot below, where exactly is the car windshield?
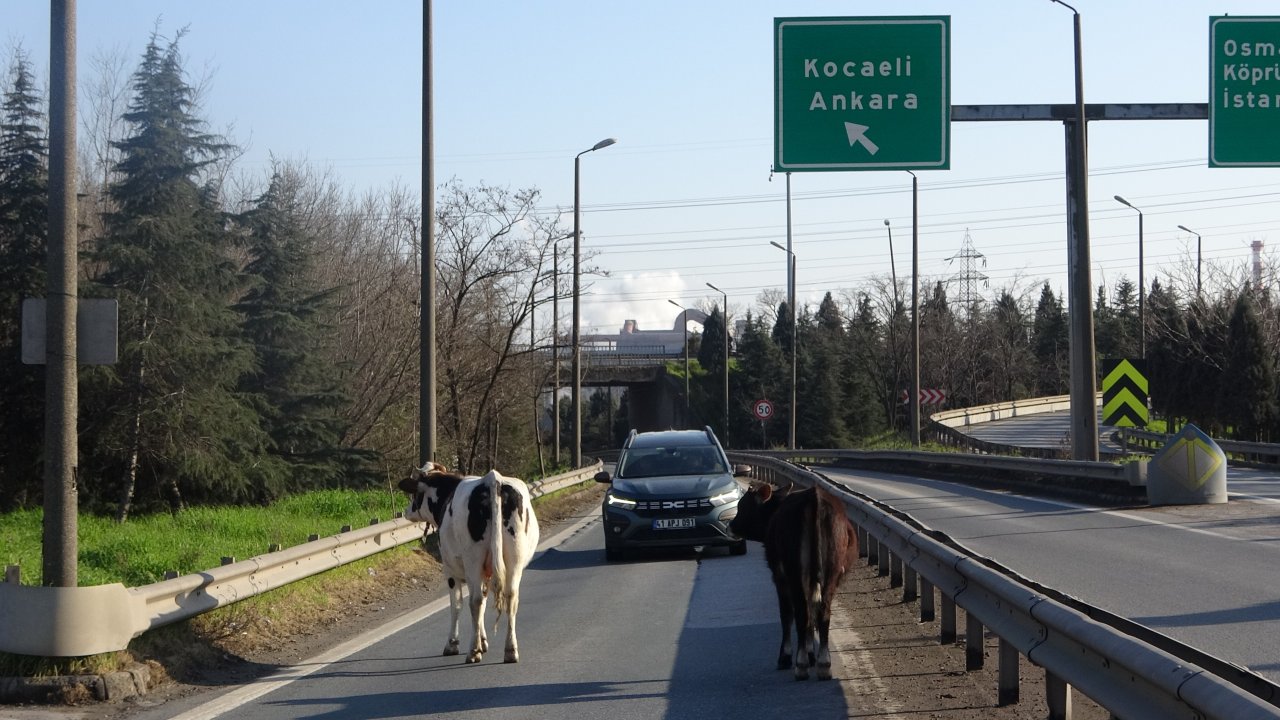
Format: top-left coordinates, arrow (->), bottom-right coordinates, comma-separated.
618,446 -> 727,479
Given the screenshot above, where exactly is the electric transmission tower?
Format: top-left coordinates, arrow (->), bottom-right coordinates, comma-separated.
945,229 -> 988,316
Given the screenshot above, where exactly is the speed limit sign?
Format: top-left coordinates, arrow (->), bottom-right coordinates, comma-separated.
753,399 -> 774,421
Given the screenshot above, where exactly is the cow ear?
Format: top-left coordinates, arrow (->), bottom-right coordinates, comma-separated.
757,484 -> 773,501
397,477 -> 421,494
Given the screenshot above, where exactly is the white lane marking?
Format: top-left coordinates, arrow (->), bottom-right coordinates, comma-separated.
166,510 -> 601,720
829,470 -> 1280,545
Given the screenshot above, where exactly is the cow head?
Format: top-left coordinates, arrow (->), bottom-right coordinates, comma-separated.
397,461 -> 464,530
728,482 -> 788,542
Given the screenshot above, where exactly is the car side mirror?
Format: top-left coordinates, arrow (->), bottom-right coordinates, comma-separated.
594,470 -> 612,484
732,464 -> 753,478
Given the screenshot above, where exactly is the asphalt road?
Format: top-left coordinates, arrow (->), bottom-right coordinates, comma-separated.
128,512 -> 852,720
821,465 -> 1280,683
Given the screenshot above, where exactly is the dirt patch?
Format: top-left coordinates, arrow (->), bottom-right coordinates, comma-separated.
830,561 -> 1111,719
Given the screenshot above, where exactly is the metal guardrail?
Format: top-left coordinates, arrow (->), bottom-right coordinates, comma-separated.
731,452 -> 1280,720
0,462 -> 603,658
1118,428 -> 1280,467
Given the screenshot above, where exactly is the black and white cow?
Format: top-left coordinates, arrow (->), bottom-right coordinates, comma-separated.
398,462 -> 540,663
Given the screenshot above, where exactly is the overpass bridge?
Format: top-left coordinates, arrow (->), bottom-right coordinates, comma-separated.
559,309 -> 727,432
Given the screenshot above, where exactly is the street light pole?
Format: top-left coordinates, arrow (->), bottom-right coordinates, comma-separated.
1115,195 -> 1145,358
1178,224 -> 1202,298
1051,0 -> 1099,462
907,171 -> 921,447
551,240 -> 563,466
706,282 -> 729,447
668,299 -> 690,426
770,240 -> 797,450
572,137 -> 617,468
883,219 -> 900,309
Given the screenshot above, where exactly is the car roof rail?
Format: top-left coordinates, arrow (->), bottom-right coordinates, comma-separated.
703,425 -> 719,444
623,429 -> 638,448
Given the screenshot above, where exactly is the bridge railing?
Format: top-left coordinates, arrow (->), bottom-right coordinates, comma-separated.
730,451 -> 1280,720
0,462 -> 603,658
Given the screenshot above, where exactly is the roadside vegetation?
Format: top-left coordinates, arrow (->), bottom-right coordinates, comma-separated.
0,482 -> 600,682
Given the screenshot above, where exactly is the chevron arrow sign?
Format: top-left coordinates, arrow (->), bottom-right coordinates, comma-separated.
1102,358 -> 1148,427
901,388 -> 947,405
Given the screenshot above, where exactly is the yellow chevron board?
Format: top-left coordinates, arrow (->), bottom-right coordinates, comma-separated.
1101,358 -> 1148,427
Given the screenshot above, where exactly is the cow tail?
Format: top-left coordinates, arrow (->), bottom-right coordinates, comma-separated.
813,491 -> 829,610
488,472 -> 508,623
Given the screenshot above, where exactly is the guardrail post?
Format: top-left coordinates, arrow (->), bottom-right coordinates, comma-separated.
866,535 -> 879,567
890,554 -> 903,588
966,613 -> 984,670
902,565 -> 917,602
5,565 -> 19,584
920,578 -> 935,621
877,546 -> 890,578
940,593 -> 957,644
998,637 -> 1019,706
1046,671 -> 1072,720
856,525 -> 868,559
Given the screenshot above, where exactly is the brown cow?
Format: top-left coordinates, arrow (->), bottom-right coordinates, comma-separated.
729,482 -> 857,680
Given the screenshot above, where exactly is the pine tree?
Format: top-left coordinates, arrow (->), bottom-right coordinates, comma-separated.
1031,283 -> 1069,395
696,305 -> 728,438
797,296 -> 848,447
0,51 -> 48,509
735,312 -> 786,448
1146,280 -> 1188,427
83,32 -> 269,518
1220,291 -> 1277,440
236,168 -> 371,495
844,295 -> 888,437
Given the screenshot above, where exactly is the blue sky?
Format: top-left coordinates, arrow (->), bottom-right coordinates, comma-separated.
8,1 -> 1280,336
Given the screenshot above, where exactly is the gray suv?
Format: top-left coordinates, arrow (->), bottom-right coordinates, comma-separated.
595,427 -> 750,561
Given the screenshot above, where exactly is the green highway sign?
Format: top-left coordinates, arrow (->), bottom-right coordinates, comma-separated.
1210,16 -> 1280,167
774,16 -> 950,172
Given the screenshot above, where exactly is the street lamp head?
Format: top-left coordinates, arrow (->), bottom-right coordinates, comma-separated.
706,282 -> 722,293
1114,194 -> 1132,208
883,219 -> 891,227
1178,224 -> 1198,236
591,138 -> 617,152
668,299 -> 684,310
769,240 -> 788,253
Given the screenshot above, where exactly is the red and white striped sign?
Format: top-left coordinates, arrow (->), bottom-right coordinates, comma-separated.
901,388 -> 947,405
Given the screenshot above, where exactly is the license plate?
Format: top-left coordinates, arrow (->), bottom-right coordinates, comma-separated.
653,518 -> 696,530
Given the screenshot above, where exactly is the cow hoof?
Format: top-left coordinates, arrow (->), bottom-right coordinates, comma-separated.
466,652 -> 483,664
776,656 -> 792,670
817,664 -> 833,681
793,667 -> 810,681
480,636 -> 489,653
505,649 -> 519,663
442,644 -> 460,657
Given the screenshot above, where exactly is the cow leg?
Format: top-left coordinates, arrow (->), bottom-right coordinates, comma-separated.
466,574 -> 488,663
503,569 -> 524,663
791,587 -> 812,681
771,577 -> 794,670
815,591 -> 835,680
443,577 -> 462,656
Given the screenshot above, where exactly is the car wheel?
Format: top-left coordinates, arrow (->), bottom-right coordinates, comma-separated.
605,546 -> 624,562
729,540 -> 747,556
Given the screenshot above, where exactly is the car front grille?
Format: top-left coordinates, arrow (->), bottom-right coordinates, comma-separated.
633,497 -> 713,517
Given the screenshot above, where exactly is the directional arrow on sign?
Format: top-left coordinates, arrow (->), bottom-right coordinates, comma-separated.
844,122 -> 879,155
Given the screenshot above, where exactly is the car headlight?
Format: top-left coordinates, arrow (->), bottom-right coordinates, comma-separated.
709,486 -> 741,507
606,492 -> 636,510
